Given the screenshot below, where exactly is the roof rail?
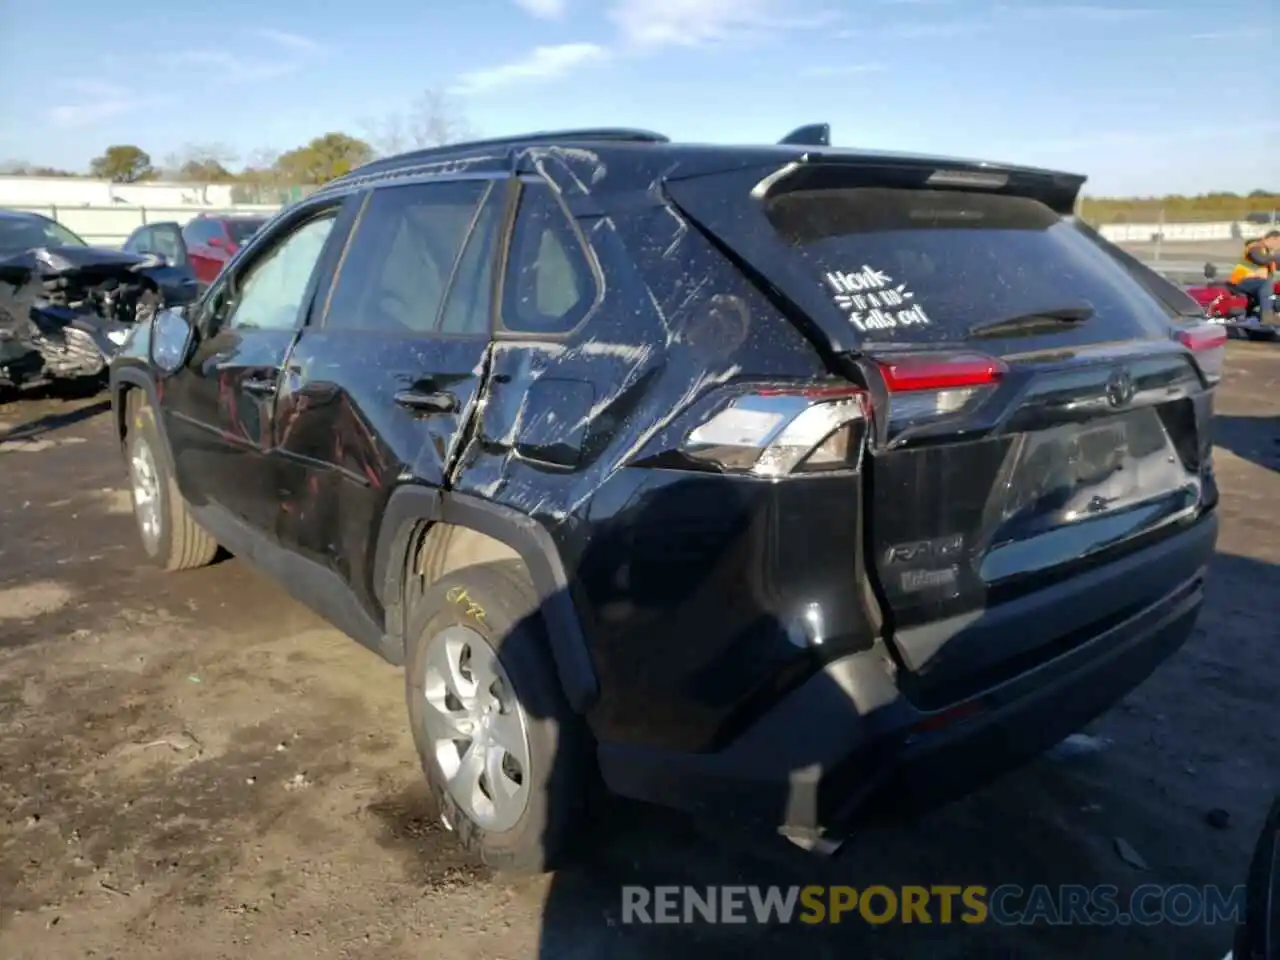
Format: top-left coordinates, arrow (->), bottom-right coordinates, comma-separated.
472,127 -> 670,149
325,127 -> 669,189
779,123 -> 831,147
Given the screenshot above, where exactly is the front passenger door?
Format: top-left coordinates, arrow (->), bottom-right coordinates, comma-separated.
162,202 -> 350,540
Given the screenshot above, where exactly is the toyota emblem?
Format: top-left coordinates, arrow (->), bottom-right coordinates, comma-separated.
1105,368 -> 1135,408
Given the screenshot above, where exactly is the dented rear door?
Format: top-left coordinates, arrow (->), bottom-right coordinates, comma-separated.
272,178 -> 506,615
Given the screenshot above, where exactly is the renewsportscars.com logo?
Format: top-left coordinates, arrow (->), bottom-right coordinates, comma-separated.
621,884 -> 1248,927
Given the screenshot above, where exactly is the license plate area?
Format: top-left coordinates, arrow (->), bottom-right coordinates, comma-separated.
979,407 -> 1201,581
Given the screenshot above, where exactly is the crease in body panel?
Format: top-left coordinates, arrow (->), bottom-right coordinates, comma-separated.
564,363 -> 744,518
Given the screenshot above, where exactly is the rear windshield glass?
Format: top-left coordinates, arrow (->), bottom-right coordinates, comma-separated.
227,219 -> 266,245
765,188 -> 1174,344
0,216 -> 86,256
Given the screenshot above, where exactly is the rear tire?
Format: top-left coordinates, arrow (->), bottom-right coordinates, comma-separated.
404,559 -> 592,873
124,391 -> 218,571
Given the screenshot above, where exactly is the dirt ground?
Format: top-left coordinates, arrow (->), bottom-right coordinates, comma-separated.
1,345 -> 1277,960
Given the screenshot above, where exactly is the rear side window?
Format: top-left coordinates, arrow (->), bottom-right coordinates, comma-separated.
124,228 -> 152,254
150,226 -> 187,265
501,182 -> 595,335
226,219 -> 265,246
324,180 -> 487,334
765,188 -> 1174,343
439,187 -> 502,336
183,220 -> 218,245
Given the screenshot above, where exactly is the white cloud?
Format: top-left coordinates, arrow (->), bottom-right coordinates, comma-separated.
803,63 -> 887,77
1004,4 -> 1159,21
49,81 -> 171,128
158,48 -> 305,83
248,28 -> 328,54
453,43 -> 609,94
515,0 -> 567,17
450,2 -> 843,97
1189,28 -> 1253,40
837,20 -> 988,39
608,0 -> 839,49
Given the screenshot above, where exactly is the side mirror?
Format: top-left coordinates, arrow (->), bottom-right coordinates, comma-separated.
1203,262 -> 1218,280
150,308 -> 195,376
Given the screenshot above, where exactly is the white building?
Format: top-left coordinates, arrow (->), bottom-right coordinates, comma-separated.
0,174 -> 245,208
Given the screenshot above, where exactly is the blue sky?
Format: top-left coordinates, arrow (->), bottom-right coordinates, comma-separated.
0,0 -> 1275,196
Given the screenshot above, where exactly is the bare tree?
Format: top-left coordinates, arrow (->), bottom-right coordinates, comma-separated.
360,87 -> 475,159
162,143 -> 240,202
232,147 -> 285,203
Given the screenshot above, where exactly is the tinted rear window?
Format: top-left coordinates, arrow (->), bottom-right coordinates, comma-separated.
226,219 -> 266,245
0,216 -> 86,255
765,188 -> 1173,344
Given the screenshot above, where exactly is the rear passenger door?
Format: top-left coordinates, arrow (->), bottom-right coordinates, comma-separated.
273,177 -> 505,610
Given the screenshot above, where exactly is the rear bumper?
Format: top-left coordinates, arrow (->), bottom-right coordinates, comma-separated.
598,512 -> 1216,840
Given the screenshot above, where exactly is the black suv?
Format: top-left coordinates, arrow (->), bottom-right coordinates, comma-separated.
109,126 -> 1224,871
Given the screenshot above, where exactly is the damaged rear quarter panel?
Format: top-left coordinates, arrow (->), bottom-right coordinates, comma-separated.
451,153 -> 840,749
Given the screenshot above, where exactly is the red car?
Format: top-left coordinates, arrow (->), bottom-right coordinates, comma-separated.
1184,263 -> 1280,340
181,214 -> 268,289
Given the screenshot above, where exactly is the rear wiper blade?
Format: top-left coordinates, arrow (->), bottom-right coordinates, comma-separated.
968,305 -> 1095,339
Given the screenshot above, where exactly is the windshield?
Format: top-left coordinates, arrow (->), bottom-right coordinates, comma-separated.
226,219 -> 266,246
0,215 -> 87,256
765,187 -> 1174,346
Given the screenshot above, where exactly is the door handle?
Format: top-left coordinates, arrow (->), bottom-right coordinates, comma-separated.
394,389 -> 456,413
242,376 -> 278,397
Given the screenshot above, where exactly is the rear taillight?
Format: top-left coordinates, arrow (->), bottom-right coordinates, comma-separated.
872,351 -> 1007,432
682,386 -> 868,477
1175,323 -> 1227,385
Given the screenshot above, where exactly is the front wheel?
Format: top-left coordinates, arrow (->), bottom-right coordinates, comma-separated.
404,560 -> 592,873
125,392 -> 219,571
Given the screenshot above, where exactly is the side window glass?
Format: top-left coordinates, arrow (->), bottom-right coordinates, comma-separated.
324,180 -> 487,333
151,226 -> 186,265
187,220 -> 214,245
439,188 -> 502,336
124,228 -> 150,254
501,182 -> 595,335
225,214 -> 336,331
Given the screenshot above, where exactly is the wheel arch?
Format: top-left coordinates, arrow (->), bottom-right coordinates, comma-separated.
111,369 -> 177,472
375,485 -> 599,714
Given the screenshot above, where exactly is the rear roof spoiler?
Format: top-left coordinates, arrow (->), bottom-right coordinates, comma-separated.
778,123 -> 831,147
752,154 -> 1087,217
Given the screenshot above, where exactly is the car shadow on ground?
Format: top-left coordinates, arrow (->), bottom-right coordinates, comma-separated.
1213,414 -> 1280,473
0,395 -> 110,442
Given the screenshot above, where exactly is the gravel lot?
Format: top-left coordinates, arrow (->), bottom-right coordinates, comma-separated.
1,343 -> 1277,960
